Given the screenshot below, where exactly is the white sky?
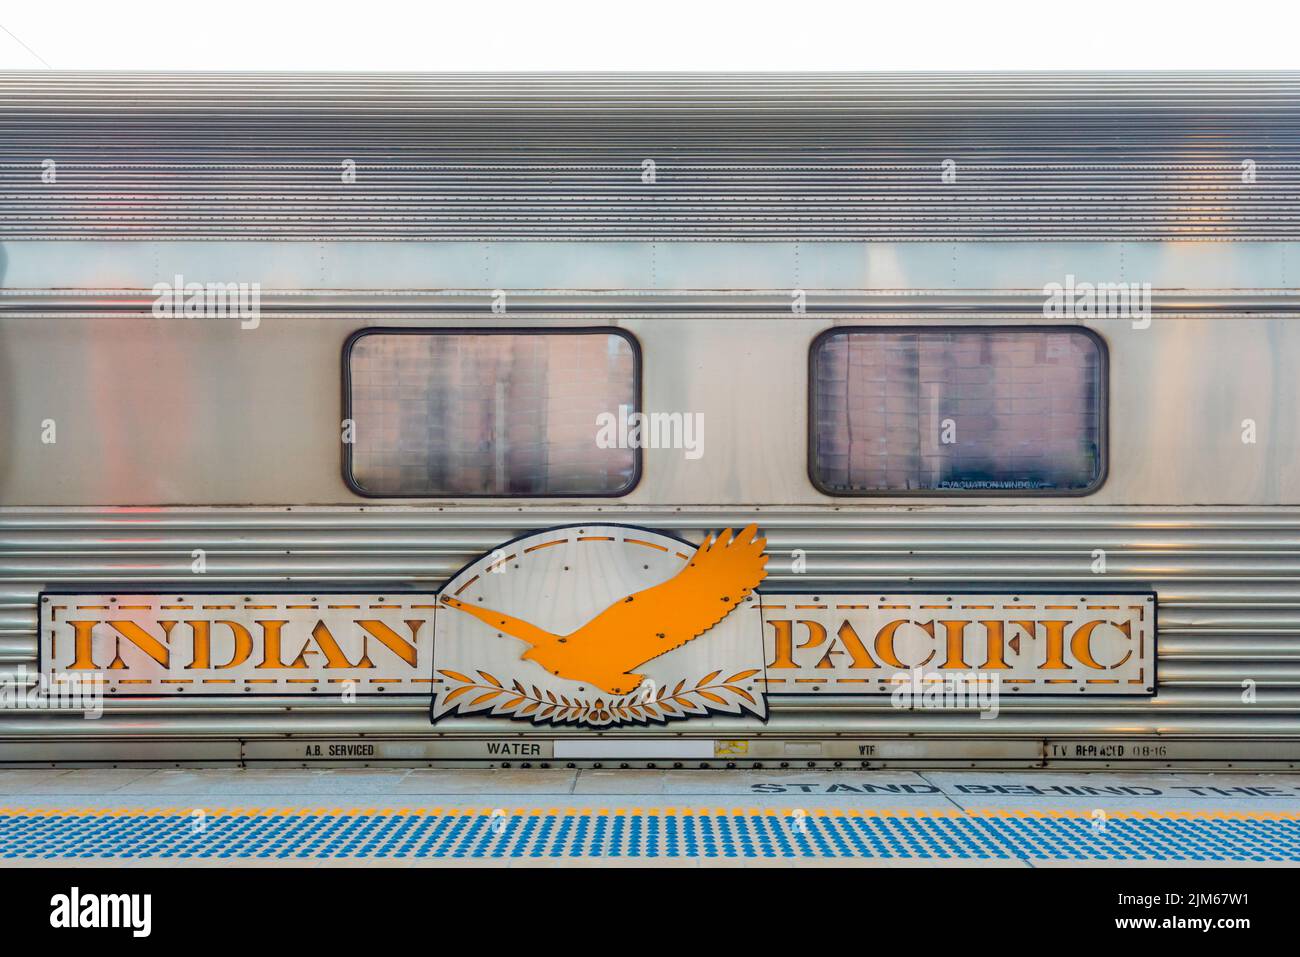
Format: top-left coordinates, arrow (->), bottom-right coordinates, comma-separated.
0,0 -> 1295,71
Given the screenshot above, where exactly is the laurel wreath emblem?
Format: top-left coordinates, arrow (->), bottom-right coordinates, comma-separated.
435,668 -> 762,727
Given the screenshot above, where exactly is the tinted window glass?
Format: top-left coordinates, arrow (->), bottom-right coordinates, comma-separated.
811,328 -> 1104,494
347,330 -> 638,496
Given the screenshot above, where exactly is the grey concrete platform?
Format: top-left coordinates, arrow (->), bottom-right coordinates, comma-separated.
2,767 -> 1298,815
3,768 -> 1297,868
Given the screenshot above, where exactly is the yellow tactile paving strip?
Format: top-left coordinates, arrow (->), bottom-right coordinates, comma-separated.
3,805 -> 1297,861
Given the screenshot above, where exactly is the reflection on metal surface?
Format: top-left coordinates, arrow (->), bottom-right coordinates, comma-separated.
347,330 -> 637,496
812,328 -> 1104,494
0,311 -> 1292,507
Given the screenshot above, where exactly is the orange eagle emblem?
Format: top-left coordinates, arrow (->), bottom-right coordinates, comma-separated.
441,525 -> 768,696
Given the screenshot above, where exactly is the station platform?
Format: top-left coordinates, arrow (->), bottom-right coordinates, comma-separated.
1,768 -> 1298,866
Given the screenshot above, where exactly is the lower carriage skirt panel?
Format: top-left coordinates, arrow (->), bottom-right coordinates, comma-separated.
1,737 -> 1298,769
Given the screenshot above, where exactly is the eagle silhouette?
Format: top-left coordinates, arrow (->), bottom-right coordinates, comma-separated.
441,525 -> 768,696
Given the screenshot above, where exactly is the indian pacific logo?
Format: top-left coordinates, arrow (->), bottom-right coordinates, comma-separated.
431,524 -> 769,728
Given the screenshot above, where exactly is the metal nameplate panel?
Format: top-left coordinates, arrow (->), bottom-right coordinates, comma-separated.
1044,740 -> 1300,763
758,592 -> 1156,696
241,739 -> 554,762
715,739 -> 1043,760
39,593 -> 434,695
38,585 -> 1156,704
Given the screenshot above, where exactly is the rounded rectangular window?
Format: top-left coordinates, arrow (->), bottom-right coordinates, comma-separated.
810,327 -> 1106,495
346,328 -> 640,497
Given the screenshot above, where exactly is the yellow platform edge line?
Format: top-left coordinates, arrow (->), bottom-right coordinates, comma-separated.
0,806 -> 1297,822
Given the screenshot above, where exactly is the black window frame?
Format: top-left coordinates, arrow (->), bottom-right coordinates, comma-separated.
342,325 -> 643,499
806,324 -> 1109,498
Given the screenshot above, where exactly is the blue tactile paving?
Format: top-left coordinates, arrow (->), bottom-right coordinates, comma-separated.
0,808 -> 1296,862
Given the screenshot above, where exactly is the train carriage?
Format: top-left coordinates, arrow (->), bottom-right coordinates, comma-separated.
0,72 -> 1298,768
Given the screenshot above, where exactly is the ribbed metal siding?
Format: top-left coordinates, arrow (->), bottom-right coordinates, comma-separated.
4,72 -> 1300,240
1,506 -> 1297,739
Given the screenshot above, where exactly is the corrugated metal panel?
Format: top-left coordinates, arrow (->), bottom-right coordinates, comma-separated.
3,72 -> 1300,241
1,506 -> 1297,740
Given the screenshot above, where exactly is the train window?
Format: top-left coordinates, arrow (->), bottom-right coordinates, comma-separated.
345,328 -> 640,497
809,327 -> 1106,495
